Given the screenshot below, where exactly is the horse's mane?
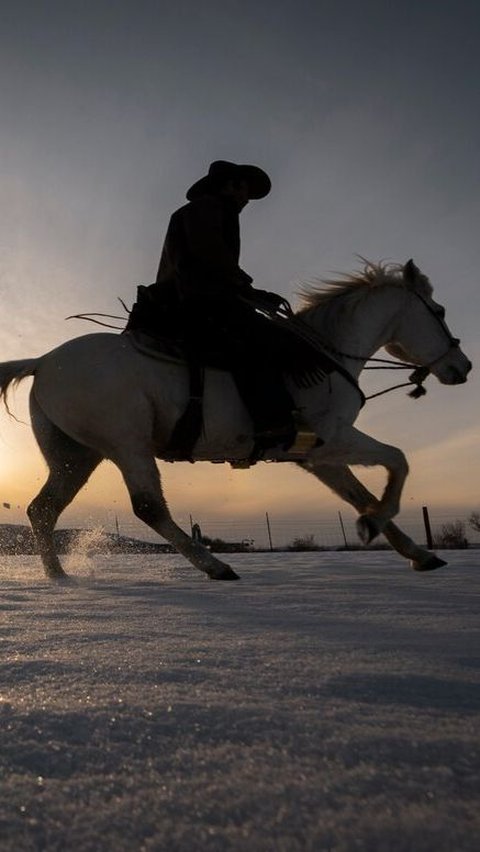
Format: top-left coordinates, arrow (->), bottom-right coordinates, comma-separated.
297,260 -> 431,314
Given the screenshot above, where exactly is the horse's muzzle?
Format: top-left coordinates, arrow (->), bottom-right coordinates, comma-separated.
442,363 -> 471,384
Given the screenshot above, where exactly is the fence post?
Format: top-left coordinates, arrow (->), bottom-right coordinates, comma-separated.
265,512 -> 274,551
422,506 -> 433,549
338,511 -> 348,548
191,523 -> 202,543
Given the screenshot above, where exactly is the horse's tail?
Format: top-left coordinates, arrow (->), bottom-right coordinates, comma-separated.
0,359 -> 38,414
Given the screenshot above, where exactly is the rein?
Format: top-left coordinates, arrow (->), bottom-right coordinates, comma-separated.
292,316 -> 427,400
66,312 -> 126,330
309,345 -> 431,400
285,287 -> 460,403
66,299 -> 130,331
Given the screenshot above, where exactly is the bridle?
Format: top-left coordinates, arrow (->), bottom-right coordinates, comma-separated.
413,290 -> 461,352
319,291 -> 459,400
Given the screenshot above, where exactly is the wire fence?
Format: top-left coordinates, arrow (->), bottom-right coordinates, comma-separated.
63,507 -> 480,551
5,496 -> 476,550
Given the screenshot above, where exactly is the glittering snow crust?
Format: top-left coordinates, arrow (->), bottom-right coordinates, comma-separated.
0,551 -> 479,851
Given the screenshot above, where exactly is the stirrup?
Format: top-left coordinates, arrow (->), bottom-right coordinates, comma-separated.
286,428 -> 318,454
285,411 -> 318,455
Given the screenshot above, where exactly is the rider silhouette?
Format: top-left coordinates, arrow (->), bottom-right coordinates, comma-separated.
152,160 -> 296,447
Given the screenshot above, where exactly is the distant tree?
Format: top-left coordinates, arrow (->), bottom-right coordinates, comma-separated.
287,533 -> 319,551
468,512 -> 480,533
434,520 -> 468,549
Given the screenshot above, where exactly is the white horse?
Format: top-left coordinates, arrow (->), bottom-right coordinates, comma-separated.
0,260 -> 471,582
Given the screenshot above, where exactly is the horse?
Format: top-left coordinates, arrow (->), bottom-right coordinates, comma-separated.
0,259 -> 471,583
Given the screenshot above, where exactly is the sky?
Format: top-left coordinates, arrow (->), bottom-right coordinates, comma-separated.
1,0 -> 479,543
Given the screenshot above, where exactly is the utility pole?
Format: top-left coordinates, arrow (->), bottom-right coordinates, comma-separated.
265,512 -> 274,551
115,514 -> 120,538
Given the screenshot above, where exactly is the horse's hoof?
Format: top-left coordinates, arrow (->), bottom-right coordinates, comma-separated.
208,565 -> 240,581
356,514 -> 381,545
412,555 -> 447,572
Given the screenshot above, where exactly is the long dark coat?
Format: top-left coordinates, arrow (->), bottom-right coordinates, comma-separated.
147,193 -> 294,432
155,195 -> 253,300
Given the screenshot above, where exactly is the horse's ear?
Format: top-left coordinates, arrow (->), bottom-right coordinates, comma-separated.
403,259 -> 419,285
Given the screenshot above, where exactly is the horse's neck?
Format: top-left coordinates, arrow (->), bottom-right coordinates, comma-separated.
309,287 -> 402,378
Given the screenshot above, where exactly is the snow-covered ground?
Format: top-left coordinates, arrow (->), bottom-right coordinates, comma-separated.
0,550 -> 479,852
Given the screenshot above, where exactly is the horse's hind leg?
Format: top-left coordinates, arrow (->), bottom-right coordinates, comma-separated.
114,450 -> 239,580
27,398 -> 102,581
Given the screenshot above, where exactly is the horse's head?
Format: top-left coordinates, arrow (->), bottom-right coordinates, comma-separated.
385,260 -> 472,385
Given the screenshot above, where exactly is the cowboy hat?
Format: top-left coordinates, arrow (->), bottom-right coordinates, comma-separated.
186,160 -> 271,201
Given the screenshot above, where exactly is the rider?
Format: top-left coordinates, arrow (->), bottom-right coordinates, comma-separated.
150,160 -> 297,447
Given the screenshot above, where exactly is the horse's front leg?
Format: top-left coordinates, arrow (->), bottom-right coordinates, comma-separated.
306,425 -> 409,543
297,460 -> 446,570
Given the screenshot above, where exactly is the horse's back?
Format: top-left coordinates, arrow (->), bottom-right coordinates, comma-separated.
32,333 -> 186,451
37,332 -> 183,387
